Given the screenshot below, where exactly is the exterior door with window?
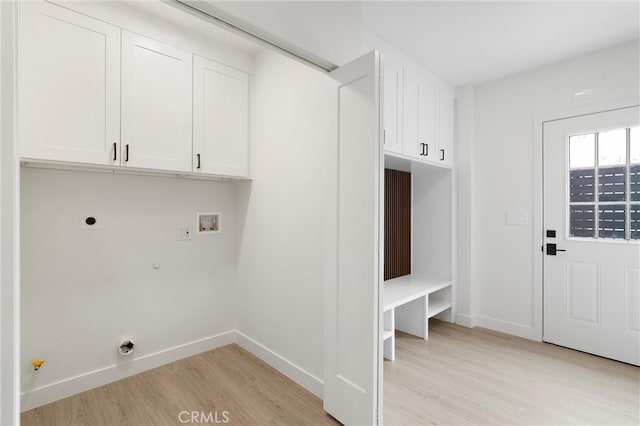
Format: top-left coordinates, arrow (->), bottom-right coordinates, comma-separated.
543,106 -> 640,366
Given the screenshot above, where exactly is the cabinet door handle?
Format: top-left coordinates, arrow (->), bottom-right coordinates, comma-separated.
197,153 -> 201,169
425,143 -> 428,156
125,144 -> 129,162
113,143 -> 117,161
440,149 -> 445,161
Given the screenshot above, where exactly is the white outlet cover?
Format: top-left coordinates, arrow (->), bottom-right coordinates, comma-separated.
80,214 -> 101,230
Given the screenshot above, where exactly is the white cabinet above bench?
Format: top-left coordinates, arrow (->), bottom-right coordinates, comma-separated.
381,54 -> 454,167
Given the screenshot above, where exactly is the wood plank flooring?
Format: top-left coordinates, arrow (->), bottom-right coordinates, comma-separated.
21,344 -> 337,426
23,322 -> 640,426
384,319 -> 640,425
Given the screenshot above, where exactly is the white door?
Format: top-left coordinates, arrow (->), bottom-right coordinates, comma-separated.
18,1 -> 120,165
121,31 -> 192,172
324,51 -> 383,425
193,55 -> 249,177
543,105 -> 640,366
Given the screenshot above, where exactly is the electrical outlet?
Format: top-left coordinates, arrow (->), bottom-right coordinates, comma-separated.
177,227 -> 193,241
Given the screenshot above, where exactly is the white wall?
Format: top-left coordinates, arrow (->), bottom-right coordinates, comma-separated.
454,85 -> 474,327
457,40 -> 640,338
20,169 -> 238,409
234,49 -> 335,397
1,0 -> 20,423
210,1 -> 363,67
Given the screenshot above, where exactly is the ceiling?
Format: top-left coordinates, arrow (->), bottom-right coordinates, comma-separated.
362,1 -> 640,86
147,1 -> 638,87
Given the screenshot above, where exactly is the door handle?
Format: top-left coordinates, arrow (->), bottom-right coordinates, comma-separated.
440,149 -> 445,161
546,243 -> 566,256
113,143 -> 117,161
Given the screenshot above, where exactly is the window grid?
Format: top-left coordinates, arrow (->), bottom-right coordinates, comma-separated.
569,126 -> 639,241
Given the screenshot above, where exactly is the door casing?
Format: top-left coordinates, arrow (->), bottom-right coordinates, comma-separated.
533,97 -> 640,341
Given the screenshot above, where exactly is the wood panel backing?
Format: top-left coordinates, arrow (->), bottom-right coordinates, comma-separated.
384,168 -> 411,280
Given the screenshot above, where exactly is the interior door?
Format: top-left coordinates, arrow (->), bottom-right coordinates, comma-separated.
543,105 -> 640,366
324,51 -> 383,425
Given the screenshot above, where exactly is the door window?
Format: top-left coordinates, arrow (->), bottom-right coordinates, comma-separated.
568,126 -> 640,240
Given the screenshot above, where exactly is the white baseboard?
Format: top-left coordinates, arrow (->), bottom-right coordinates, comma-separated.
20,331 -> 236,411
21,329 -> 324,412
234,330 -> 324,399
471,315 -> 535,340
455,313 -> 473,328
454,313 -> 535,340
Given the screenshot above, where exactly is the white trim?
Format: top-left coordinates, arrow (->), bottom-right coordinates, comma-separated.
533,97 -> 640,343
1,1 -> 20,423
471,315 -> 535,340
170,1 -> 336,74
21,330 -> 325,411
454,314 -> 534,339
455,313 -> 473,328
235,330 -> 324,399
20,331 -> 236,411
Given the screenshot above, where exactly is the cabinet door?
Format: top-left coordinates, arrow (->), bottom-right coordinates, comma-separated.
193,56 -> 249,177
18,1 -> 120,165
121,31 -> 192,172
383,61 -> 402,154
420,83 -> 439,161
438,95 -> 454,166
403,68 -> 438,162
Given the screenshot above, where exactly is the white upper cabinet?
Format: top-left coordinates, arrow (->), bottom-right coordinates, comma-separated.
121,31 -> 193,173
383,59 -> 403,154
403,67 -> 438,162
193,55 -> 249,177
18,1 -> 121,165
18,1 -> 253,178
377,43 -> 455,168
438,93 -> 454,166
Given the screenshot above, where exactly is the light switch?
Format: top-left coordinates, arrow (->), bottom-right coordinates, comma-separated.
506,211 -> 529,225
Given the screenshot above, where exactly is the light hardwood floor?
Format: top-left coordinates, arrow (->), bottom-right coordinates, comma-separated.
384,319 -> 640,425
22,323 -> 640,426
21,344 -> 337,426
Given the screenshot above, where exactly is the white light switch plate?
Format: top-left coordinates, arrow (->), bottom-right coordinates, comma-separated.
506,211 -> 529,225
